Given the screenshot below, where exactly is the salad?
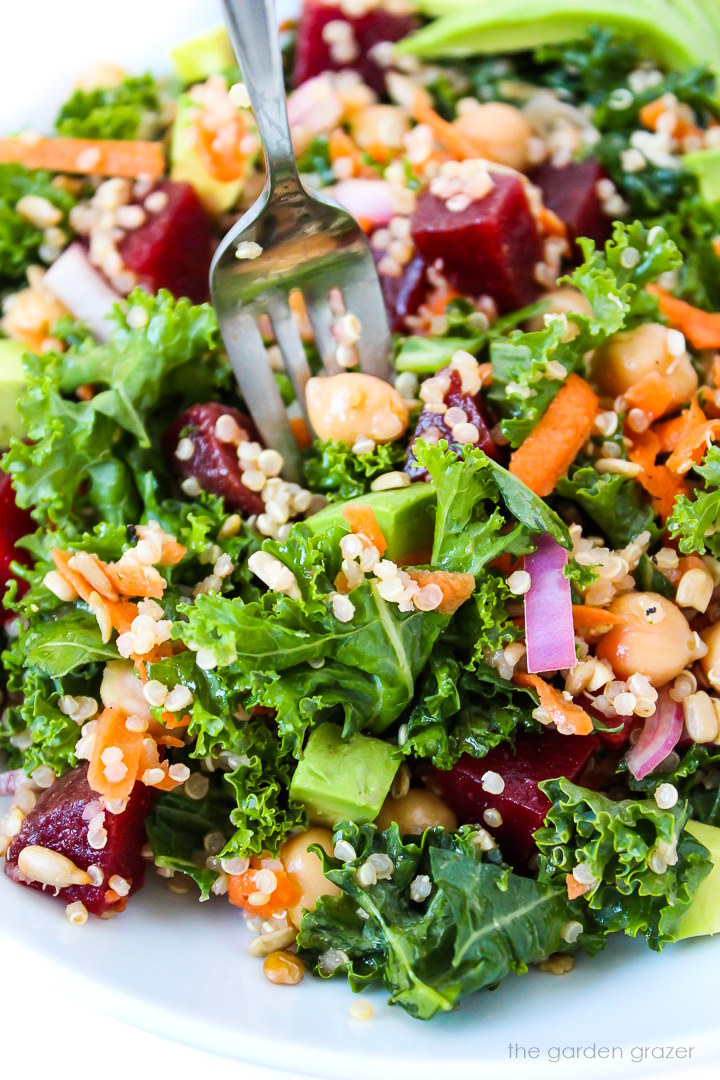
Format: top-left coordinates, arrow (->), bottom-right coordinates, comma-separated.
2,0 -> 720,1022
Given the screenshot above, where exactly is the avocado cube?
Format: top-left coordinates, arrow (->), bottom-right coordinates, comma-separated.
290,723 -> 399,826
169,25 -> 235,84
684,148 -> 720,205
0,339 -> 27,444
676,820 -> 720,939
305,483 -> 436,562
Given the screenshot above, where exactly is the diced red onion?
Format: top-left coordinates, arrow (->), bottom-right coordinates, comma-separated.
625,689 -> 683,781
43,244 -> 120,342
0,769 -> 23,797
524,534 -> 576,674
330,179 -> 395,227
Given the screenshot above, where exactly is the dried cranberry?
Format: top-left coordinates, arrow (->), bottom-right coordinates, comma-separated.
293,0 -> 419,95
120,181 -> 214,303
376,251 -> 427,332
434,731 -> 598,866
532,158 -> 612,257
411,175 -> 542,313
406,368 -> 497,478
5,764 -> 153,916
0,471 -> 34,621
163,402 -> 265,516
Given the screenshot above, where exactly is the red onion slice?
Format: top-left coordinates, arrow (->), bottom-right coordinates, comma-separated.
524,533 -> 576,673
43,244 -> 120,342
625,688 -> 684,781
0,769 -> 23,797
330,179 -> 395,227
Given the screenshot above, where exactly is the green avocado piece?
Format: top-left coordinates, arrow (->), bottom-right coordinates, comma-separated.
289,723 -> 399,827
0,339 -> 27,445
684,148 -> 720,206
399,0 -> 712,78
305,483 -> 437,561
170,94 -> 255,215
169,24 -> 235,84
676,820 -> 720,939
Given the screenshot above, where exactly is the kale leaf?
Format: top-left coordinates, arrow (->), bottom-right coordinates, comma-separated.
0,164 -> 75,287
54,74 -> 164,140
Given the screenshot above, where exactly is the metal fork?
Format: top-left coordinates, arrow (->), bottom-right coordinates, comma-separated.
211,0 -> 393,481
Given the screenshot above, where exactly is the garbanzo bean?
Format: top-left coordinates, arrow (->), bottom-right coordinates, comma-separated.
700,623 -> 720,688
305,373 -> 409,444
375,789 -> 457,835
590,322 -> 698,403
595,591 -> 695,687
281,827 -> 341,929
454,102 -> 533,172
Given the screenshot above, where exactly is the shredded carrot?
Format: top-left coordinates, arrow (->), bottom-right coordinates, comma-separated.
425,285 -> 462,315
627,429 -> 688,522
566,873 -> 590,900
155,734 -> 185,749
107,560 -> 165,600
50,548 -> 139,634
87,707 -> 145,801
509,375 -> 599,497
405,569 -> 475,615
660,399 -> 720,474
647,284 -> 720,350
342,503 -> 388,556
228,858 -> 301,919
639,99 -> 703,141
411,91 -> 483,161
157,537 -> 187,567
514,673 -> 594,736
290,415 -> 312,450
623,370 -> 676,422
538,205 -> 567,240
328,128 -> 378,178
714,237 -> 720,259
571,605 -> 624,633
0,135 -> 165,179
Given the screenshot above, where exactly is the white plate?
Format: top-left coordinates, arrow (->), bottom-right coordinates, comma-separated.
1,3 -> 719,1076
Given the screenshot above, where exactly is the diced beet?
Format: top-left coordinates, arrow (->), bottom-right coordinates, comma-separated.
163,402 -> 265,516
434,731 -> 599,866
411,175 -> 542,313
376,251 -> 427,332
5,764 -> 153,916
0,471 -> 34,621
120,181 -> 214,304
532,158 -> 611,255
293,0 -> 419,95
406,367 -> 498,478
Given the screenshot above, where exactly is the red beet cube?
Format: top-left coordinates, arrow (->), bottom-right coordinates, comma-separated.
434,731 -> 598,866
163,402 -> 265,517
5,764 -> 153,916
293,0 -> 419,95
0,471 -> 34,620
376,251 -> 427,332
532,158 -> 611,255
411,175 -> 542,312
406,367 -> 498,478
120,181 -> 214,304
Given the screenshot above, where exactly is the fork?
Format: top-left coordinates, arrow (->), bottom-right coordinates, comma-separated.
211,0 -> 393,481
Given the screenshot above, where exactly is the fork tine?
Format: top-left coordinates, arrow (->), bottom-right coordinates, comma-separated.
268,299 -> 313,421
304,286 -> 342,375
220,311 -> 303,481
340,272 -> 394,381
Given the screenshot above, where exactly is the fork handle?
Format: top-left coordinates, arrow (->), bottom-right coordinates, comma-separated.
220,0 -> 299,194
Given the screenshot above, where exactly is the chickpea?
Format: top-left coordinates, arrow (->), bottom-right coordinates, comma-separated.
453,103 -> 533,172
525,286 -> 593,338
700,623 -> 720,688
305,372 -> 409,444
595,591 -> 695,687
375,789 -> 457,835
280,827 -> 341,929
352,105 -> 409,153
590,322 -> 698,405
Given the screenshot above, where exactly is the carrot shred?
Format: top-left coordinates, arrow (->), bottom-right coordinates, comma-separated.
623,370 -> 676,422
87,707 -> 145,801
405,568 -> 475,614
639,99 -> 703,141
566,873 -> 589,900
161,710 -> 191,731
571,605 -> 624,633
509,375 -> 599,497
514,673 -> 594,736
647,285 -> 720,350
627,429 -> 688,522
228,859 -> 301,919
659,399 -> 720,474
342,503 -> 388,556
107,560 -> 165,600
328,128 -> 377,178
537,205 -> 567,239
290,415 -> 312,450
0,135 -> 165,179
410,91 -> 484,160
